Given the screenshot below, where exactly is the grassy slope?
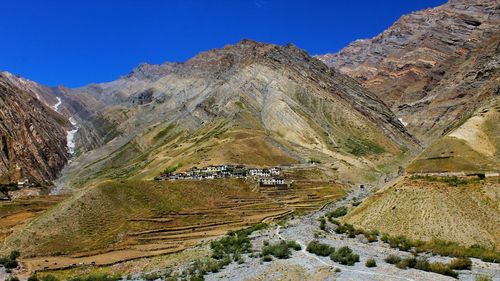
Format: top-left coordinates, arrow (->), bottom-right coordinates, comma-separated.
407,98 -> 499,173
5,178 -> 345,258
4,179 -> 257,257
344,177 -> 500,249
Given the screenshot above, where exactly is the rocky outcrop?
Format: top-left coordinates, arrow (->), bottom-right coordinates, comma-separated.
317,0 -> 500,142
0,73 -> 70,186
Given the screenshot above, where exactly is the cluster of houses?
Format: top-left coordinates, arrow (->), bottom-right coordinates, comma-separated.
156,164 -> 288,187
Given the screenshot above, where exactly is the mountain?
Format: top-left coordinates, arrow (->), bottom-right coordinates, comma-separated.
2,40 -> 420,258
317,0 -> 500,143
0,72 -> 70,186
53,40 -> 419,192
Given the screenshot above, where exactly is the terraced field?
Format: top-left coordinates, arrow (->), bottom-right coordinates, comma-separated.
0,195 -> 66,245
9,178 -> 344,272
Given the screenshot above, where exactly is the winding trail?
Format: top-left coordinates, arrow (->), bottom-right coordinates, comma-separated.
274,226 -> 416,281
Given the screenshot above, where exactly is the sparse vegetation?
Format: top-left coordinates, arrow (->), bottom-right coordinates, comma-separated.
67,274 -> 121,281
365,258 -> 377,267
384,254 -> 401,264
345,138 -> 385,156
475,275 -> 493,281
183,223 -> 268,280
380,234 -> 500,263
306,241 -> 335,257
0,250 -> 20,269
261,240 -> 301,259
326,206 -> 348,218
40,275 -> 59,281
330,246 -> 359,266
385,255 -> 459,278
161,164 -> 181,175
449,257 -> 472,270
410,174 -> 476,186
318,216 -> 327,231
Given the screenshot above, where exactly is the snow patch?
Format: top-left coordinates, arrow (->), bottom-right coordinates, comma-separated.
398,117 -> 408,126
66,117 -> 79,155
53,97 -> 62,112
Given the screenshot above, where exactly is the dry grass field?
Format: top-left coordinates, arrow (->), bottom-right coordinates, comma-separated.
344,176 -> 500,249
1,178 -> 344,272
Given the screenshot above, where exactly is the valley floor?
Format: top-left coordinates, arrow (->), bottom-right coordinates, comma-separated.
204,184 -> 500,281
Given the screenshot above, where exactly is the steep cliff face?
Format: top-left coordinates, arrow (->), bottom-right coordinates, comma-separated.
0,73 -> 70,186
317,0 -> 499,142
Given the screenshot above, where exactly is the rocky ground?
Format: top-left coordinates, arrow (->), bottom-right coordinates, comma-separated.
204,184 -> 500,281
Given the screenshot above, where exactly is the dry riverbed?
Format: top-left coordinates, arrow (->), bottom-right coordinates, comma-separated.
203,186 -> 500,281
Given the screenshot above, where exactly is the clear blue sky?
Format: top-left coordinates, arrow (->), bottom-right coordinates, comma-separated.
1,0 -> 446,87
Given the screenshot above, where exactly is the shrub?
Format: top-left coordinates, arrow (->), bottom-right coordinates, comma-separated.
306,241 -> 335,257
428,262 -> 458,278
262,255 -> 272,262
364,230 -> 378,243
365,258 -> 377,267
9,251 -> 20,261
385,255 -> 401,264
449,257 -> 472,270
4,259 -> 18,269
210,232 -> 251,260
330,246 -> 359,266
28,275 -> 40,281
318,217 -> 326,231
414,258 -> 430,271
334,268 -> 341,272
261,240 -> 301,259
0,256 -> 9,265
7,276 -> 20,281
262,241 -> 291,259
327,207 -> 348,218
475,275 -> 493,281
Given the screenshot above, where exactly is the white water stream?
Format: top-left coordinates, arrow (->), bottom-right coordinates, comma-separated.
50,97 -> 80,195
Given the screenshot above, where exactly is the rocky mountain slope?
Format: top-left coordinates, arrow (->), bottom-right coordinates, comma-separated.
317,0 -> 500,143
2,40 -> 422,258
0,73 -> 70,186
52,40 -> 419,192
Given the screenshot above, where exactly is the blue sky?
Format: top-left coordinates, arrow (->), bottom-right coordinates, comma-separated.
0,0 -> 446,87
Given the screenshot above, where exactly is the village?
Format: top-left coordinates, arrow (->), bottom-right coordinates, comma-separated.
155,164 -> 289,187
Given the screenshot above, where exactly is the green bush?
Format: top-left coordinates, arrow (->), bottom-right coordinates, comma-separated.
385,255 -> 401,264
330,246 -> 359,266
306,241 -> 335,257
6,276 -> 19,281
210,232 -> 251,260
9,251 -> 20,261
364,230 -> 379,243
365,258 -> 377,267
262,255 -> 272,262
327,207 -> 348,218
318,217 -> 327,231
261,240 -> 301,259
428,262 -> 458,278
28,275 -> 40,281
449,257 -> 472,270
4,259 -> 18,269
386,256 -> 459,278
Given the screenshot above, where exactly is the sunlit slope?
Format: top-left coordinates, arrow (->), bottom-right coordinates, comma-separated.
344,176 -> 500,249
407,98 -> 499,173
